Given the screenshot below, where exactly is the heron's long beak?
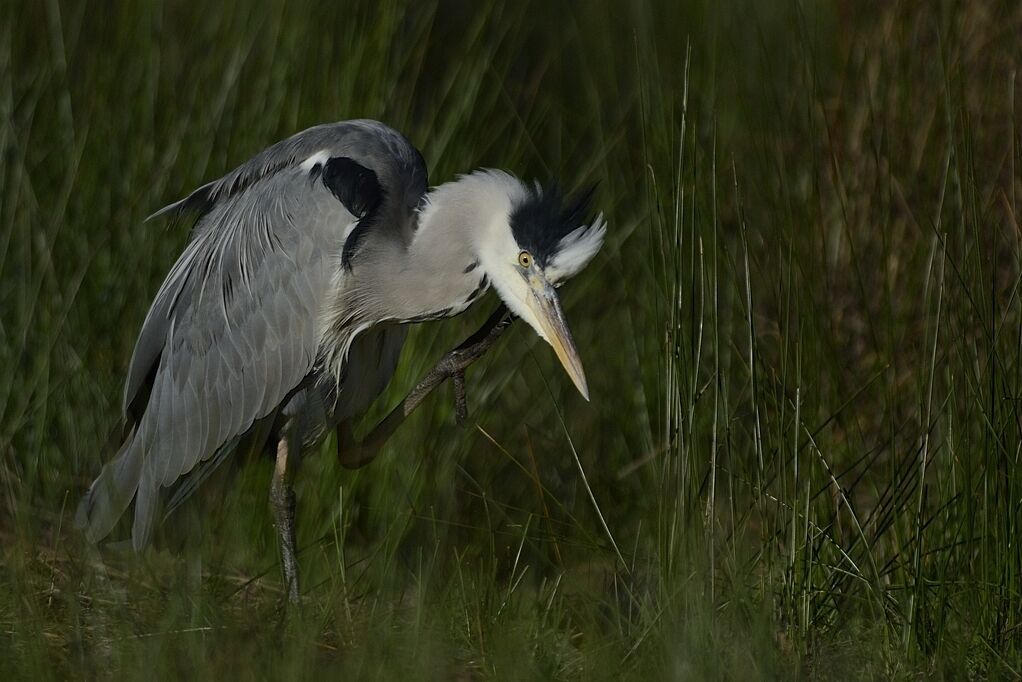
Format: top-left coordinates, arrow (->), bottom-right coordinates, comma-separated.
524,276 -> 590,400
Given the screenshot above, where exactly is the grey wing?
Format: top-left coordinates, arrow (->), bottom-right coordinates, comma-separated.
125,120 -> 426,414
146,119 -> 427,224
79,168 -> 349,550
77,120 -> 428,549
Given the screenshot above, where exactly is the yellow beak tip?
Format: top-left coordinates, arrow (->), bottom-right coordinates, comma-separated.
574,377 -> 590,402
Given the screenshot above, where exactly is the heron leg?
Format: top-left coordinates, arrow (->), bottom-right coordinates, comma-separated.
338,305 -> 513,469
270,436 -> 300,605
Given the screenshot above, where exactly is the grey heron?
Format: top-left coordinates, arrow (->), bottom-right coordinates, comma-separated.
76,119 -> 605,603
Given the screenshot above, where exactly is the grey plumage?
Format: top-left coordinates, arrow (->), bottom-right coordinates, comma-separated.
78,120 -> 427,549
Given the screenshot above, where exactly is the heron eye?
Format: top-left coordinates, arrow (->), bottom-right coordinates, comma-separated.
518,251 -> 533,268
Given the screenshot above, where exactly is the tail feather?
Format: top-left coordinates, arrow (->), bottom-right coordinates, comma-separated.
75,430 -> 144,544
131,475 -> 160,551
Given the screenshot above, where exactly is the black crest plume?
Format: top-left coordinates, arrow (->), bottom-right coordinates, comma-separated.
509,182 -> 597,266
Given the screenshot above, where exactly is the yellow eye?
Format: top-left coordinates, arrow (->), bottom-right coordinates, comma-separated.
518,251 -> 533,268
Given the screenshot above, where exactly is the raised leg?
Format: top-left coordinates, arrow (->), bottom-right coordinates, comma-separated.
270,436 -> 300,605
337,305 -> 513,469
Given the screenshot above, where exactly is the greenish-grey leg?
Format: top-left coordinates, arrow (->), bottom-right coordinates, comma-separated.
270,436 -> 300,606
337,305 -> 513,469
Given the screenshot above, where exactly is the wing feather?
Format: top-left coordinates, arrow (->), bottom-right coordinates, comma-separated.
152,172 -> 341,542
78,120 -> 428,548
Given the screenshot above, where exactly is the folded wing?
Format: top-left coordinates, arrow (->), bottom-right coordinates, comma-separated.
76,121 -> 428,549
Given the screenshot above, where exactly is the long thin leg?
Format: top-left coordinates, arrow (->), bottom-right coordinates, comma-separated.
270,437 -> 300,605
337,305 -> 513,469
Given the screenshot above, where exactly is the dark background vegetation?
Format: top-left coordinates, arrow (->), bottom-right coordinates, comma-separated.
3,1 -> 1022,678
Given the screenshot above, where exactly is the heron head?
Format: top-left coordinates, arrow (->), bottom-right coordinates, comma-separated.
474,175 -> 606,400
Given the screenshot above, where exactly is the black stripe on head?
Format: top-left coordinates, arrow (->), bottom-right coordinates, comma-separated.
509,183 -> 597,267
321,157 -> 385,270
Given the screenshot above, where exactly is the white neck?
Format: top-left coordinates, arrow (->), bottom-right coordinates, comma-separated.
413,170 -> 527,259
341,170 -> 526,325
318,171 -> 529,385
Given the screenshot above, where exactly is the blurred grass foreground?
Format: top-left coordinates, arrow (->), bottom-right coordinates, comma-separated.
3,1 -> 1022,679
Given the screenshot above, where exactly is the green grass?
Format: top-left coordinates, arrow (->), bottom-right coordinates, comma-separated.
3,0 -> 1022,678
